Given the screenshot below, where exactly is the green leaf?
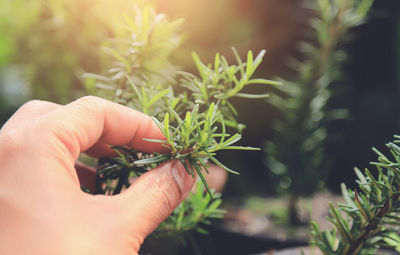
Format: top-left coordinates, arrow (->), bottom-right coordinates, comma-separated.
214,52 -> 220,71
208,154 -> 239,175
245,50 -> 254,80
146,88 -> 170,110
180,159 -> 194,177
139,87 -> 149,111
218,112 -> 227,144
372,147 -> 390,161
354,167 -> 371,193
151,116 -> 164,134
197,80 -> 208,101
232,47 -> 244,76
235,93 -> 270,99
168,107 -> 183,124
202,103 -> 216,141
245,78 -> 282,86
208,199 -> 222,212
253,49 -> 266,71
134,154 -> 171,165
104,47 -> 131,71
341,183 -> 356,209
191,159 -> 213,198
220,133 -> 241,147
189,104 -> 199,132
329,203 -> 352,243
192,52 -> 208,80
226,101 -> 238,116
322,230 -> 336,252
354,190 -> 370,223
142,138 -> 170,145
223,146 -> 260,150
365,168 -> 385,196
126,75 -> 141,98
164,112 -> 171,143
170,97 -> 180,109
176,201 -> 185,230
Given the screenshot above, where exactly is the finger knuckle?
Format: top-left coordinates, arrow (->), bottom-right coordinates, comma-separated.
137,114 -> 154,134
75,95 -> 103,107
72,96 -> 105,115
19,99 -> 48,111
0,128 -> 28,158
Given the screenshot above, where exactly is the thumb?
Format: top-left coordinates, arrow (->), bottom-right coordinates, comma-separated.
115,160 -> 196,241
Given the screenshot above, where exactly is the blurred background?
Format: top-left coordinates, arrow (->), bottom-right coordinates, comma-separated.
1,0 -> 400,219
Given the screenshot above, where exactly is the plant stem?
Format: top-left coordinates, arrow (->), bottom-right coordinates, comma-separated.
344,192 -> 400,255
289,195 -> 302,226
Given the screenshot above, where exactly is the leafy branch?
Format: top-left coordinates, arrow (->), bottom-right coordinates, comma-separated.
87,6 -> 279,197
311,135 -> 400,255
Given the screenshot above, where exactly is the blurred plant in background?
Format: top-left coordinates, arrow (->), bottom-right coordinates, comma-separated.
0,0 -> 157,105
266,0 -> 374,225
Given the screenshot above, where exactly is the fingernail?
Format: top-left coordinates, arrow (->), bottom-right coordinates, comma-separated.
171,161 -> 193,197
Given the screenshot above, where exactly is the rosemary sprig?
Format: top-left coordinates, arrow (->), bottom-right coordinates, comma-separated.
311,135 -> 400,255
88,6 -> 279,197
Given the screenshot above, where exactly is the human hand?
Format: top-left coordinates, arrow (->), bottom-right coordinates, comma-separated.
0,96 -> 196,255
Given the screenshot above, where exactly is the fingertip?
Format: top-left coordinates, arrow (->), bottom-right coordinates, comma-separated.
171,160 -> 196,198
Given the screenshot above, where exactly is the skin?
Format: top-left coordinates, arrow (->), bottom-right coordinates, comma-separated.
0,96 -> 196,255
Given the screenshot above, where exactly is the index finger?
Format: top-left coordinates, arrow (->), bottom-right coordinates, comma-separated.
38,96 -> 166,160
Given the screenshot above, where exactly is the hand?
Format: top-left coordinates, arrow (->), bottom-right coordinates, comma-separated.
0,96 -> 196,255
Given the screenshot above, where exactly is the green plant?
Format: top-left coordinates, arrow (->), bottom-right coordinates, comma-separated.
311,135 -> 400,255
86,6 -> 278,244
0,0 -> 155,104
266,0 -> 374,225
155,181 -> 225,238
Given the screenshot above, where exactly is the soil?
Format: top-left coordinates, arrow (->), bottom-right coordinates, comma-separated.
222,192 -> 343,239
219,192 -> 344,254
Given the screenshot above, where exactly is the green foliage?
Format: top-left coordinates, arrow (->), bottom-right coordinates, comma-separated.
0,0 -> 155,103
266,0 -> 374,197
89,6 -> 277,238
311,135 -> 400,255
89,6 -> 277,196
154,181 -> 225,238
